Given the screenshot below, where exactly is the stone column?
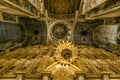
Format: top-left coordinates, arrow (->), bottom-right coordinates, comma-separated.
101,72 -> 110,80
16,72 -> 25,80
40,2 -> 44,14
41,72 -> 51,80
75,72 -> 85,80
45,9 -> 48,18
75,10 -> 79,19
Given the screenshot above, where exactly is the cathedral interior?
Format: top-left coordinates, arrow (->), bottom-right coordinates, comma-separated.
0,0 -> 120,80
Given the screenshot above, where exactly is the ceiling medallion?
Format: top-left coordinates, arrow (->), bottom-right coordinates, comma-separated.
53,40 -> 79,63
50,22 -> 71,40
52,23 -> 68,39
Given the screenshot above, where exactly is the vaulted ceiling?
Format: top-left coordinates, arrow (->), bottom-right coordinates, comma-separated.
44,0 -> 80,19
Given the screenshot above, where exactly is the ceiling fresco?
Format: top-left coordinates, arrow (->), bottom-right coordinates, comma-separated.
44,0 -> 80,19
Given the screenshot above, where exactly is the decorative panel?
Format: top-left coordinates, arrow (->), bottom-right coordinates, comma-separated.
2,13 -> 17,22
18,17 -> 47,46
74,20 -> 103,44
0,22 -> 22,50
93,25 -> 119,46
0,22 -> 21,42
74,22 -> 92,44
